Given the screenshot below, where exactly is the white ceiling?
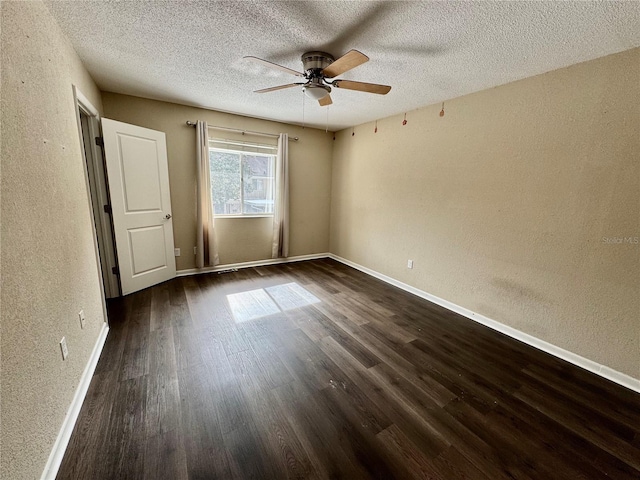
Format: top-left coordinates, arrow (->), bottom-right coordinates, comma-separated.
46,1 -> 640,131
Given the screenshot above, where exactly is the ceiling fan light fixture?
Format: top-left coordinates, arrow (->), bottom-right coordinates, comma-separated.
303,84 -> 331,101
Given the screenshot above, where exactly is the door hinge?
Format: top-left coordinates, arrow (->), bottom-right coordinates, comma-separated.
103,204 -> 112,214
111,266 -> 119,276
95,136 -> 104,147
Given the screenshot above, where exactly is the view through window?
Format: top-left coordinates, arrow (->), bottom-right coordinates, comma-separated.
209,148 -> 275,215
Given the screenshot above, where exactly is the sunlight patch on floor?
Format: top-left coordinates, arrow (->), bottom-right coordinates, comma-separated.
226,282 -> 320,322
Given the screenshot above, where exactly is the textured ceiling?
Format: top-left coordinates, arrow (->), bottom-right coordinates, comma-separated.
46,1 -> 640,131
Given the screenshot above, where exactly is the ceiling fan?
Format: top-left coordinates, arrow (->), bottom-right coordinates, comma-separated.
244,50 -> 391,106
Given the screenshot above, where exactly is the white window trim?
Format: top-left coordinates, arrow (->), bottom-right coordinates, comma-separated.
218,215 -> 274,219
209,146 -> 276,217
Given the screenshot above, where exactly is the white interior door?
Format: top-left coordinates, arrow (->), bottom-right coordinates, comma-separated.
101,118 -> 176,295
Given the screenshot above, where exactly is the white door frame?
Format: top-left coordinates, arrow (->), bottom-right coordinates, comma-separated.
73,86 -> 120,302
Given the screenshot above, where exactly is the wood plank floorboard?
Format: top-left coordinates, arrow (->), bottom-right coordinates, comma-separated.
57,259 -> 640,479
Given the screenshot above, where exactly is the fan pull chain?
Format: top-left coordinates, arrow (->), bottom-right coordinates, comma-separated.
301,90 -> 306,129
326,106 -> 329,133
352,127 -> 355,137
374,120 -> 378,133
402,113 -> 407,126
440,102 -> 445,117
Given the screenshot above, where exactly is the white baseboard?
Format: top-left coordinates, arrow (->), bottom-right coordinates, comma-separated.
176,252 -> 330,277
327,254 -> 640,394
41,322 -> 109,480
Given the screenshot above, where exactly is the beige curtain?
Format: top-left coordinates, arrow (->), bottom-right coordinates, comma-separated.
272,133 -> 289,258
195,121 -> 219,267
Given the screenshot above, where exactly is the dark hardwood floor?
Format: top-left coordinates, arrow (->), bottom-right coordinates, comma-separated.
57,259 -> 640,479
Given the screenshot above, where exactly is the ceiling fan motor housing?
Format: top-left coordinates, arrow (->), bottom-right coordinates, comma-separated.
301,51 -> 334,76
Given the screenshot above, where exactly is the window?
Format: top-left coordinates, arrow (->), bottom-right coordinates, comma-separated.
209,147 -> 276,216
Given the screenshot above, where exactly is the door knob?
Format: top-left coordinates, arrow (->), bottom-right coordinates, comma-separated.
165,214 -> 172,219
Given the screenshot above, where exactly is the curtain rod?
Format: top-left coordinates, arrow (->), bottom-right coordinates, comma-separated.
185,121 -> 298,141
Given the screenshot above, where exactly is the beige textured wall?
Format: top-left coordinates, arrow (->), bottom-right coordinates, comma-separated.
331,48 -> 640,380
102,93 -> 333,270
1,2 -> 106,479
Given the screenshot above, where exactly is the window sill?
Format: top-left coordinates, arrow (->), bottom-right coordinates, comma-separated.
216,215 -> 274,219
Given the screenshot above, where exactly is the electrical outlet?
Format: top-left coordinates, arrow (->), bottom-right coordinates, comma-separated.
194,246 -> 197,255
174,248 -> 181,257
78,309 -> 86,329
60,337 -> 69,360
407,259 -> 414,269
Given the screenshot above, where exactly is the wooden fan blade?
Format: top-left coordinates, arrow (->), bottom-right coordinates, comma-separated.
254,83 -> 301,93
319,94 -> 333,107
333,80 -> 391,95
322,50 -> 369,78
244,56 -> 305,77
